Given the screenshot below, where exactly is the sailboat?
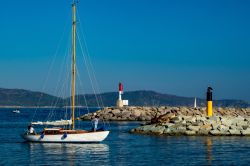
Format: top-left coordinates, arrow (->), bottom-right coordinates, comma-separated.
22,2 -> 109,143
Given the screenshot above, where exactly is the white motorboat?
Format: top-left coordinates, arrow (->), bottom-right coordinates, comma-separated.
12,109 -> 20,114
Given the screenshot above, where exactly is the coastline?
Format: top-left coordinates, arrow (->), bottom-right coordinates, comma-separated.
0,106 -> 101,109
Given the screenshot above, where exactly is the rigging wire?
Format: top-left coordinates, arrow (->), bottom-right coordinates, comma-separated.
45,35 -> 72,124
76,9 -> 110,128
31,10 -> 71,123
76,31 -> 109,128
76,65 -> 90,113
76,10 -> 105,108
76,30 -> 101,108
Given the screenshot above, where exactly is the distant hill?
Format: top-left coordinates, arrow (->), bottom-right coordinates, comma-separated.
0,88 -> 62,107
75,90 -> 249,108
0,88 -> 249,107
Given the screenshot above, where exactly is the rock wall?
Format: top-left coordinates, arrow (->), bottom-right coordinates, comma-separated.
78,106 -> 250,121
131,115 -> 250,136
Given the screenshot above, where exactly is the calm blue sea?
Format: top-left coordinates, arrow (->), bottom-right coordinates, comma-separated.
1,108 -> 250,165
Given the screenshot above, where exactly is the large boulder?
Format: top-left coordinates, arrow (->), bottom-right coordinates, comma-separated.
187,125 -> 200,132
151,112 -> 175,124
121,110 -> 131,118
132,109 -> 141,117
111,109 -> 121,115
185,116 -> 196,123
217,125 -> 229,132
170,116 -> 182,123
221,117 -> 232,126
200,124 -> 212,131
211,122 -> 220,130
236,121 -> 248,127
161,123 -> 174,128
163,128 -> 171,135
197,130 -> 209,135
229,129 -> 241,136
185,130 -> 196,136
151,126 -> 166,135
241,129 -> 250,136
209,130 -> 221,136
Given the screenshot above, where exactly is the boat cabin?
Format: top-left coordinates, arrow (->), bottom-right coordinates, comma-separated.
43,128 -> 88,135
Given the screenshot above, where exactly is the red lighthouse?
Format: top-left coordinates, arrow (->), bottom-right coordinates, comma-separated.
117,82 -> 124,107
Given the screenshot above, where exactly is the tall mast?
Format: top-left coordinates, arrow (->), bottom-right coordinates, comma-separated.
71,2 -> 76,130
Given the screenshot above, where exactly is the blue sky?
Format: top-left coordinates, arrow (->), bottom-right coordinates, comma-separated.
0,0 -> 250,102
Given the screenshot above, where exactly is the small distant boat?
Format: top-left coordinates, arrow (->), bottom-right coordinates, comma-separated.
12,110 -> 20,114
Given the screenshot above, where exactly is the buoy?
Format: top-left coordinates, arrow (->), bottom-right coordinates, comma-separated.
207,87 -> 213,117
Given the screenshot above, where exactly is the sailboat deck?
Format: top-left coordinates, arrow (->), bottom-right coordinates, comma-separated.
43,128 -> 89,135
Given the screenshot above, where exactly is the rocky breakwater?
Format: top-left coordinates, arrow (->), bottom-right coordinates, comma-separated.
131,107 -> 250,136
78,106 -> 250,122
79,106 -> 205,121
78,106 -> 250,136
78,106 -> 159,121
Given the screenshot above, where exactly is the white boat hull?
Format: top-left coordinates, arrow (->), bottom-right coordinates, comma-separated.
22,131 -> 109,143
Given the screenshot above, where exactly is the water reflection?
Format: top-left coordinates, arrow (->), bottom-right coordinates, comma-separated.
205,137 -> 213,165
28,143 -> 110,165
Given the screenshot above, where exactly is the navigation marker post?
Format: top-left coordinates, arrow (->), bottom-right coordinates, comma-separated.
207,87 -> 213,117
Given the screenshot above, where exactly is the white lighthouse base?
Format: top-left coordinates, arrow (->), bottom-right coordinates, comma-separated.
116,99 -> 124,108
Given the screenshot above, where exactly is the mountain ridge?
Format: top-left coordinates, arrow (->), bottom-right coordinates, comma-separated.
0,88 -> 249,107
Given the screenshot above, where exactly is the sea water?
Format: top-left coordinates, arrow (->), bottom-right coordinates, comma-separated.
1,108 -> 250,165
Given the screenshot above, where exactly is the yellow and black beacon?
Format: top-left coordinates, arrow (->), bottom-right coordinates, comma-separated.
207,86 -> 213,117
